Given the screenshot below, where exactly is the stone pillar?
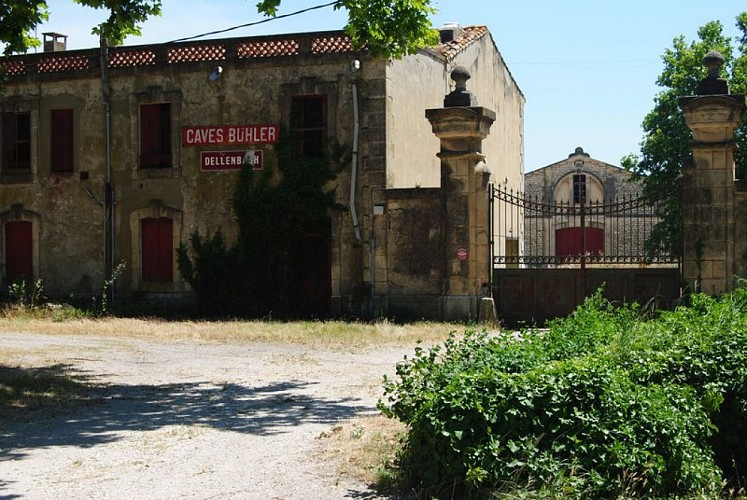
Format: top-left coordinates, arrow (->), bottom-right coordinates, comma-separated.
426,67 -> 495,320
679,51 -> 746,294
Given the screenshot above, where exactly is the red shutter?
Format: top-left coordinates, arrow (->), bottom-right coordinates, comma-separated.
51,109 -> 74,172
555,227 -> 604,256
5,221 -> 33,281
140,103 -> 171,168
141,218 -> 173,281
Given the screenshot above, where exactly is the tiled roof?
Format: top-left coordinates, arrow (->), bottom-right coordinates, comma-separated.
1,27 -> 488,77
436,26 -> 488,61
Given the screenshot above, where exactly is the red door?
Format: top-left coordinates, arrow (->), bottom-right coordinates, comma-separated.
141,218 -> 173,281
297,222 -> 332,318
555,227 -> 604,256
5,221 -> 33,281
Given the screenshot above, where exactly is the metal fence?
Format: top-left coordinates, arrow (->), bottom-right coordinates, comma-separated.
490,184 -> 679,268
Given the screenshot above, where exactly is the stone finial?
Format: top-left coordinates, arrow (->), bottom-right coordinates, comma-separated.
444,66 -> 478,107
697,50 -> 729,95
569,146 -> 590,158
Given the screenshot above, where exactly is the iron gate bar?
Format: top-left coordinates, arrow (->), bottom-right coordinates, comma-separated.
491,184 -> 679,267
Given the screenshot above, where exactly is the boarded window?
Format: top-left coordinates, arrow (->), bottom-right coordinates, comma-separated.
291,95 -> 326,158
51,108 -> 74,173
141,217 -> 173,281
5,220 -> 33,281
555,227 -> 604,257
140,103 -> 172,168
2,112 -> 31,172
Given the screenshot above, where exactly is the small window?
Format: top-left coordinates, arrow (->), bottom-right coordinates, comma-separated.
2,112 -> 31,172
573,174 -> 586,204
140,103 -> 172,168
51,109 -> 74,173
141,217 -> 173,281
291,95 -> 326,158
5,220 -> 33,281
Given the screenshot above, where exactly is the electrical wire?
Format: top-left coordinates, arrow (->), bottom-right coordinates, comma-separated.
166,1 -> 342,44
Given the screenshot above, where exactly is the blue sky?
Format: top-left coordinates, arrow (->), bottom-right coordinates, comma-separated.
36,0 -> 747,171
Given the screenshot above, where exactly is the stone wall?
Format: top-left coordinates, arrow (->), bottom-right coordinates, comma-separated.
0,27 -> 525,321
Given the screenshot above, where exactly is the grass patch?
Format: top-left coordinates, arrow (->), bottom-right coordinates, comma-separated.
0,364 -> 89,416
315,415 -> 407,492
0,316 -> 465,348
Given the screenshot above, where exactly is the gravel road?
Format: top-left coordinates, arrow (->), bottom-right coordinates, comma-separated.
0,332 -> 414,499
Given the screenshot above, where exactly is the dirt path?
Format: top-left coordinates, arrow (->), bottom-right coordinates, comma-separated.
0,332 -> 414,499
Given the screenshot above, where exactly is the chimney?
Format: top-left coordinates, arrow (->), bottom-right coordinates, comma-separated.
42,32 -> 68,52
439,22 -> 464,44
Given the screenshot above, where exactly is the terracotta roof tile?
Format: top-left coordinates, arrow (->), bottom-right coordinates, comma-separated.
435,25 -> 488,60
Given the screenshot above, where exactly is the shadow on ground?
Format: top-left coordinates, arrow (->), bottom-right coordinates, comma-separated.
0,363 -> 368,461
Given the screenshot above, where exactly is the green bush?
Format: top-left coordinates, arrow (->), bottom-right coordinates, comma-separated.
379,289 -> 747,498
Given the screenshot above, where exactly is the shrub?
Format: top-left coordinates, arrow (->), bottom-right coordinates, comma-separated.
379,289 -> 747,498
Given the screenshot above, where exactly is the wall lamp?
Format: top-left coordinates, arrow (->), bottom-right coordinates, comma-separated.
209,66 -> 223,82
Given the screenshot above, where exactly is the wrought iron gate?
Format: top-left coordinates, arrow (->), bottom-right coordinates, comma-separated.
489,184 -> 681,326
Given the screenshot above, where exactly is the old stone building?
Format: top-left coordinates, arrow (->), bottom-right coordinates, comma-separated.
0,25 -> 524,319
522,147 -> 656,264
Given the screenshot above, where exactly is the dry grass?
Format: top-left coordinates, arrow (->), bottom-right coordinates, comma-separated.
0,315 -> 466,348
315,414 -> 406,488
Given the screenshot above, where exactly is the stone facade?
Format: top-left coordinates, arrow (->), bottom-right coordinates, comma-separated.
0,26 -> 524,320
521,147 -> 656,263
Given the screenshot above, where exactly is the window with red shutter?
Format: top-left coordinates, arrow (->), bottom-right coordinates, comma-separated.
51,109 -> 74,173
140,103 -> 172,168
141,218 -> 173,281
5,221 -> 33,281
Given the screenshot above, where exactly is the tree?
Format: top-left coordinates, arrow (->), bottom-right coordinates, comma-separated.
623,14 -> 747,256
1,0 -> 438,57
257,0 -> 438,58
0,1 -> 162,54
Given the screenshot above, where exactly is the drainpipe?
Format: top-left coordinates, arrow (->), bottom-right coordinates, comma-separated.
100,35 -> 115,303
350,82 -> 362,242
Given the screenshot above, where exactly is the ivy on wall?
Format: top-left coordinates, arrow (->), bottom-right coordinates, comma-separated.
177,134 -> 344,317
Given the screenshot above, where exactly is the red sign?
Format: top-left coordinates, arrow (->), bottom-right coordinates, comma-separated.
201,150 -> 263,171
183,124 -> 279,146
456,247 -> 468,261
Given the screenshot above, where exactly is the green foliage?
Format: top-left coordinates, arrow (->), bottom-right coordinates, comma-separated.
626,14 -> 747,256
379,289 -> 747,498
176,228 -> 240,315
0,279 -> 92,320
4,0 -> 436,59
94,261 -> 126,316
75,0 -> 162,46
0,1 -> 161,54
0,1 -> 47,54
6,278 -> 45,308
177,135 -> 342,318
257,0 -> 439,58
